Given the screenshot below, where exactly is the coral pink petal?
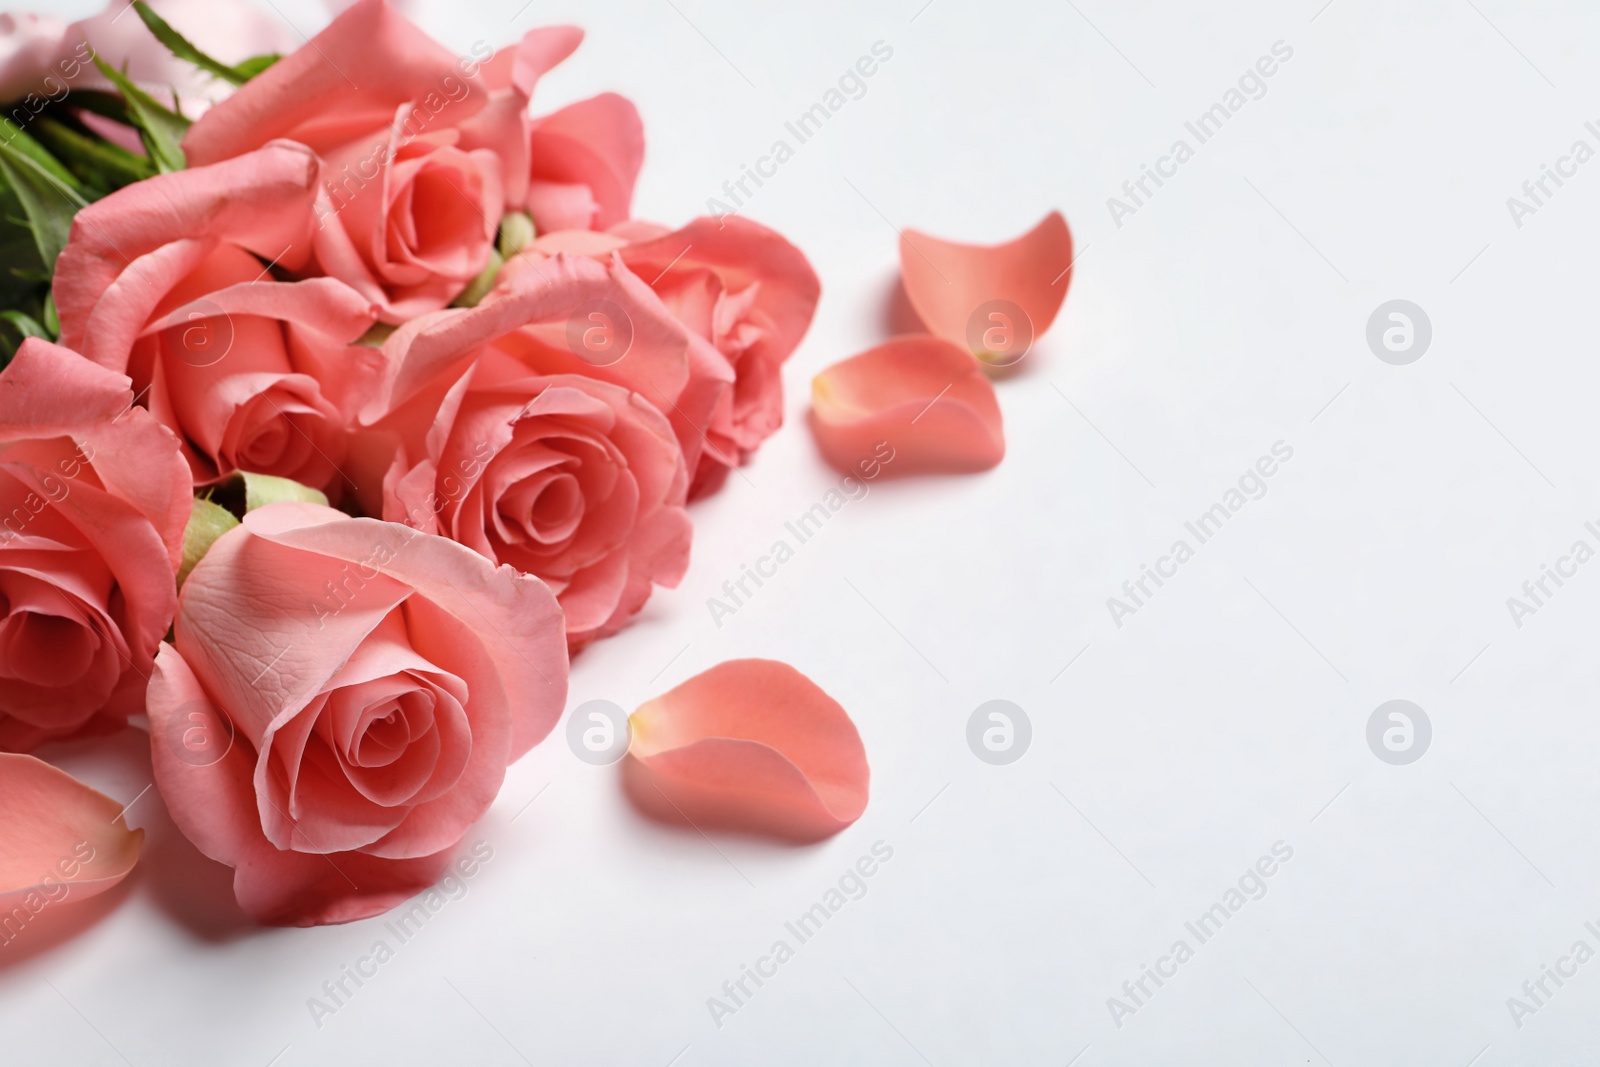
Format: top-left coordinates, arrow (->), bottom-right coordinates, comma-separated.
0,753 -> 143,911
525,93 -> 645,230
622,659 -> 868,842
810,336 -> 1003,475
900,211 -> 1072,356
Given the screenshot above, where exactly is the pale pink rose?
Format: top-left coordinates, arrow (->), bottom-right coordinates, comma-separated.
517,216 -> 821,498
0,339 -> 190,751
146,501 -> 568,925
38,0 -> 297,115
0,13 -> 66,104
183,0 -> 580,321
53,141 -> 382,497
357,254 -> 699,649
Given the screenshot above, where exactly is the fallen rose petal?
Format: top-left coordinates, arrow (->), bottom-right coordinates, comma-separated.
0,753 -> 143,912
622,659 -> 868,841
900,211 -> 1072,363
810,336 -> 1004,474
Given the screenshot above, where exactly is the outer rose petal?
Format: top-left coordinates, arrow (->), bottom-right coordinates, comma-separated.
0,753 -> 142,911
54,140 -> 321,365
27,342 -> 200,521
623,659 -> 868,842
810,336 -> 1004,474
525,93 -> 645,231
900,211 -> 1073,354
206,502 -> 569,758
147,645 -> 453,926
181,0 -> 492,166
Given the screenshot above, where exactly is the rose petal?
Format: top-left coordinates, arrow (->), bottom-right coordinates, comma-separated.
181,0 -> 491,166
0,753 -> 142,912
622,659 -> 868,842
900,211 -> 1073,354
55,141 -> 321,366
810,336 -> 1004,474
525,93 -> 645,231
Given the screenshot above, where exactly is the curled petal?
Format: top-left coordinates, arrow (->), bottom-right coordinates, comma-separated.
0,753 -> 143,912
526,93 -> 645,232
810,336 -> 1003,475
147,645 -> 453,926
900,211 -> 1072,358
623,659 -> 868,841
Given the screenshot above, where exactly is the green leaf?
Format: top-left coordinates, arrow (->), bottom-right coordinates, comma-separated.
0,310 -> 47,340
0,117 -> 84,190
32,116 -> 156,193
132,2 -> 249,86
0,137 -> 88,267
232,54 -> 282,80
91,55 -> 188,173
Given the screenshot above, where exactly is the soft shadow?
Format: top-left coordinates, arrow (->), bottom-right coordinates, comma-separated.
38,724 -> 259,941
880,275 -> 925,336
140,814 -> 255,942
0,877 -> 132,970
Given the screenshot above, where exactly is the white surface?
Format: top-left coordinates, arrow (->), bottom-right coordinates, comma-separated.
10,0 -> 1600,1064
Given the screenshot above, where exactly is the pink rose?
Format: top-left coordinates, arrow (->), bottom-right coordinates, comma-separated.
183,0 -> 581,320
146,501 -> 568,925
0,339 -> 190,751
53,141 -> 382,496
356,253 -> 705,648
516,216 -> 819,498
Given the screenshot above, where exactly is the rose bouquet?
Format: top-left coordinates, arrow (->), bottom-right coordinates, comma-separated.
0,0 -> 1071,934
0,0 -> 829,925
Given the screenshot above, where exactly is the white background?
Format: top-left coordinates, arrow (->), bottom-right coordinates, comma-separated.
11,0 -> 1600,1064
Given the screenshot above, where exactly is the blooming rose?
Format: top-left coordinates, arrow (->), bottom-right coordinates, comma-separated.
513,216 -> 820,498
355,253 -> 707,648
53,141 -> 382,496
146,501 -> 568,925
0,339 -> 189,751
182,0 -> 592,321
